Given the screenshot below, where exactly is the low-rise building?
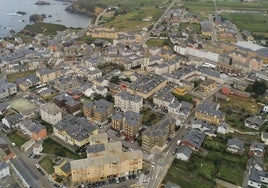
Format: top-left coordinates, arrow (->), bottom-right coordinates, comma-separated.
36,69 -> 57,84
261,132 -> 268,145
54,93 -> 82,114
126,74 -> 167,99
248,167 -> 268,188
0,81 -> 17,99
53,116 -> 98,147
54,160 -> 71,178
195,102 -> 225,125
70,150 -> 143,184
245,116 -> 265,130
32,140 -> 43,155
2,113 -> 23,129
20,120 -> 47,141
40,103 -> 62,125
226,138 -> 245,155
84,99 -> 114,125
176,145 -> 193,161
181,129 -> 205,152
249,141 -> 265,158
88,133 -> 108,145
114,91 -> 143,113
0,162 -> 10,178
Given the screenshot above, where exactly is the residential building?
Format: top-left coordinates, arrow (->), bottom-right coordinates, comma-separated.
114,91 -> 143,113
2,113 -> 23,129
20,139 -> 35,152
226,138 -> 245,155
181,129 -> 205,152
248,167 -> 268,188
84,99 -> 114,125
0,102 -> 10,115
199,79 -> 217,93
142,117 -> 175,150
261,132 -> 268,145
0,81 -> 17,99
53,116 -> 98,147
54,93 -> 82,114
111,112 -> 124,131
70,150 -> 143,183
53,76 -> 81,91
36,69 -> 57,84
40,103 -> 62,125
0,162 -> 10,178
176,145 -> 193,161
32,141 -> 43,155
126,74 -> 167,99
249,141 -> 265,158
20,120 -> 47,141
54,160 -> 71,178
245,116 -> 265,130
86,141 -> 122,158
195,102 -> 225,125
88,133 -> 108,145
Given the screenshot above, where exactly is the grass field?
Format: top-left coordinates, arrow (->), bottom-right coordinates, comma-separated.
39,156 -> 55,174
7,131 -> 30,147
217,95 -> 261,130
43,138 -> 81,159
164,136 -> 247,187
23,23 -> 67,35
7,70 -> 36,83
141,107 -> 163,126
9,98 -> 37,116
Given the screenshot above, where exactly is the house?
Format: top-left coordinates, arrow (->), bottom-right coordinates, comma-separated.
32,140 -> 43,155
20,120 -> 47,141
0,162 -> 10,178
217,123 -> 229,135
2,113 -> 23,129
249,141 -> 265,158
226,138 -> 245,155
53,116 -> 98,147
176,145 -> 193,161
261,132 -> 268,145
54,93 -> 82,114
84,99 -> 114,125
263,105 -> 268,113
40,103 -> 62,125
181,129 -> 205,152
36,69 -> 57,84
245,116 -> 265,130
0,81 -> 17,99
21,139 -> 35,152
0,102 -> 10,115
247,167 -> 268,188
54,160 -> 71,178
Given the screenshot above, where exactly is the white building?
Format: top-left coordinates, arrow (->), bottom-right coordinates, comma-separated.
114,91 -> 143,113
0,162 -> 10,178
32,141 -> 43,155
40,103 -> 62,125
176,145 -> 192,161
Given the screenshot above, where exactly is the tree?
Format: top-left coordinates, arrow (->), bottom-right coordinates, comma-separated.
110,76 -> 120,84
106,94 -> 114,103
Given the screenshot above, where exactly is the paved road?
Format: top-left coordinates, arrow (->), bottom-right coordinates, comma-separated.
0,132 -> 53,188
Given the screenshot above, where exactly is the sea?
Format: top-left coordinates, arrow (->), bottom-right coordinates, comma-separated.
0,0 -> 91,37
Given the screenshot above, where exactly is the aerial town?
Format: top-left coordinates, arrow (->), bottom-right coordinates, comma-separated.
0,0 -> 268,188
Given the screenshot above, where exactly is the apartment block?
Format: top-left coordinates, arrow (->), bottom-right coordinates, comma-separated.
84,99 -> 114,125
53,116 -> 98,147
114,91 -> 143,113
40,103 -> 62,125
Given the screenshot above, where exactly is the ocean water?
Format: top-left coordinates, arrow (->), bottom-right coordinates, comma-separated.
0,0 -> 91,37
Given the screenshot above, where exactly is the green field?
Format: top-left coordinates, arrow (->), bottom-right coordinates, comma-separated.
141,107 -> 163,126
23,23 -> 67,35
7,131 -> 30,147
221,13 -> 268,38
164,136 -> 247,187
39,156 -> 55,174
43,138 -> 81,159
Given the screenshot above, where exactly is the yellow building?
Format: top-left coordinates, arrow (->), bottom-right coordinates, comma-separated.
195,102 -> 225,125
172,87 -> 186,96
36,69 -> 57,84
199,79 -> 217,93
70,150 -> 143,184
54,160 -> 71,178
